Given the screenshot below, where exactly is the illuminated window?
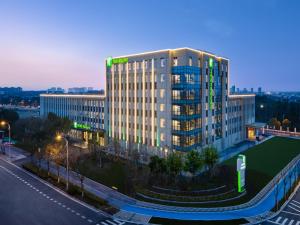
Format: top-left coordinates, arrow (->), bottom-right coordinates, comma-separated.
160,133 -> 165,141
198,58 -> 201,67
160,89 -> 165,98
172,105 -> 180,115
160,118 -> 166,128
160,104 -> 165,112
189,57 -> 192,66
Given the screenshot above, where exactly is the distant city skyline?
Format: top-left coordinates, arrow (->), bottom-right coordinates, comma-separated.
1,0 -> 300,91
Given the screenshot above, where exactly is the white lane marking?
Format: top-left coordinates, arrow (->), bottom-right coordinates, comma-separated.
282,218 -> 288,225
292,199 -> 300,205
76,212 -> 80,216
62,205 -> 66,207
101,222 -> 109,225
107,220 -> 120,225
288,205 -> 300,213
295,221 -> 300,225
81,215 -> 86,219
282,210 -> 300,216
288,220 -> 294,225
275,217 -> 282,223
87,219 -> 93,223
290,202 -> 300,209
113,219 -> 125,225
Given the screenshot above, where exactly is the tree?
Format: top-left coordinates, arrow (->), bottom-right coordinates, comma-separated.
112,138 -> 121,161
268,117 -> 281,130
166,152 -> 183,178
149,155 -> 166,175
51,143 -> 65,183
0,109 -> 19,125
282,118 -> 291,131
70,154 -> 86,198
202,146 -> 219,175
184,150 -> 203,176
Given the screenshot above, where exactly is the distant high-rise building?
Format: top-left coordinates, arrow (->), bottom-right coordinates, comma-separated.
230,85 -> 236,94
258,87 -> 262,93
0,87 -> 22,94
47,87 -> 64,94
250,88 -> 254,93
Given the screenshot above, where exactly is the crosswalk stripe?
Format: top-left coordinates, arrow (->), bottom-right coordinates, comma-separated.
282,218 -> 288,225
106,220 -> 117,225
296,221 -> 300,225
276,217 -> 282,223
101,222 -> 110,225
113,219 -> 125,225
288,220 -> 294,225
290,202 -> 300,209
292,199 -> 300,205
288,205 -> 300,213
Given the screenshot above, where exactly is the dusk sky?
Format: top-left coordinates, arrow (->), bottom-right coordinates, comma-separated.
0,0 -> 299,91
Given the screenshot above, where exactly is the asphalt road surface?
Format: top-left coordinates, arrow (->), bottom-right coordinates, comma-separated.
0,158 -> 134,225
262,186 -> 300,225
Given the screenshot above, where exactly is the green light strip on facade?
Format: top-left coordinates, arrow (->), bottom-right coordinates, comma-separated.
209,58 -> 213,110
156,129 -> 160,147
237,171 -> 241,193
122,127 -> 125,141
106,57 -> 128,67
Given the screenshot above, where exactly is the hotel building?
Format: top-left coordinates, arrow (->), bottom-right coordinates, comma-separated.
40,94 -> 106,145
106,48 -> 255,153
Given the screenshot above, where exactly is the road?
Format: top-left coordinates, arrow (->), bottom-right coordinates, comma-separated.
262,186 -> 300,225
0,158 -> 134,225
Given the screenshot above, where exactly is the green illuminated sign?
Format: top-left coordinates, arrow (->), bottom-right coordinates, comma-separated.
73,122 -> 91,130
106,57 -> 128,67
107,57 -> 113,67
237,154 -> 246,193
209,58 -> 214,110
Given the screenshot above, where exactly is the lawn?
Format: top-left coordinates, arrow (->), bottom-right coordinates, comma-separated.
223,136 -> 300,200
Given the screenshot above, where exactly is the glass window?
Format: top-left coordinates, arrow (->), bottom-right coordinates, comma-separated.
160,58 -> 165,67
160,104 -> 165,112
160,89 -> 165,98
189,57 -> 192,66
160,118 -> 166,128
173,57 -> 178,66
161,74 -> 165,82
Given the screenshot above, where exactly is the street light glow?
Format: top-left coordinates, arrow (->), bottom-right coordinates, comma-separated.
0,121 -> 6,126
56,134 -> 62,141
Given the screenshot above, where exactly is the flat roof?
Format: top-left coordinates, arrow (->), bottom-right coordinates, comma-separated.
228,94 -> 256,98
111,47 -> 229,61
246,122 -> 266,128
40,94 -> 105,98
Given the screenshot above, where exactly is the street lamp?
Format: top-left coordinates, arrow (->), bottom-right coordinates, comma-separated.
1,121 -> 11,161
56,134 -> 69,191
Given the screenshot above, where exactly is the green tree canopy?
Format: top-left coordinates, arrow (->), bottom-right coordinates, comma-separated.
149,155 -> 166,175
202,146 -> 219,171
184,150 -> 203,175
166,152 -> 183,177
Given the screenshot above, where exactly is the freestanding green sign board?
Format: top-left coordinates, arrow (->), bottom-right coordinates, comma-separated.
237,154 -> 246,193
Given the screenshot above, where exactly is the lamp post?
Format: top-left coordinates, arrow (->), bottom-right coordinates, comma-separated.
56,134 -> 69,191
1,121 -> 11,161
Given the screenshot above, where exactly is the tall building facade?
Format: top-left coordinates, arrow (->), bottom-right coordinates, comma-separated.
40,94 -> 106,145
106,48 -> 253,153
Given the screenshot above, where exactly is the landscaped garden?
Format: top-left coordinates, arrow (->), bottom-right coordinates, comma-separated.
6,110 -> 300,208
